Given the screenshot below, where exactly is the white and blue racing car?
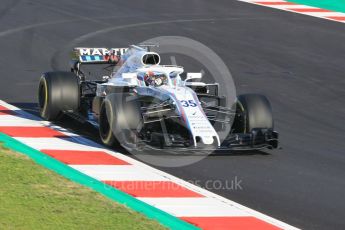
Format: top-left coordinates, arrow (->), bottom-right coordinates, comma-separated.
38,45 -> 278,152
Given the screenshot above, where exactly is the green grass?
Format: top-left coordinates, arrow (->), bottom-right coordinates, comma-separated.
287,0 -> 345,13
0,145 -> 167,230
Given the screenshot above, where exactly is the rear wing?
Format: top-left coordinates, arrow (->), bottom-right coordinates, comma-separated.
72,47 -> 128,64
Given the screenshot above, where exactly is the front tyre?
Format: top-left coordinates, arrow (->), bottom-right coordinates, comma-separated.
99,93 -> 142,149
236,94 -> 273,133
99,100 -> 118,147
227,94 -> 278,149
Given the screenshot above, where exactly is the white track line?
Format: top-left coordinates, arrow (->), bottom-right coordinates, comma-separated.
70,165 -> 169,181
15,137 -> 104,151
139,197 -> 250,217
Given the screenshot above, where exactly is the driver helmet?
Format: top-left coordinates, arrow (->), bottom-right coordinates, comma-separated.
144,71 -> 155,86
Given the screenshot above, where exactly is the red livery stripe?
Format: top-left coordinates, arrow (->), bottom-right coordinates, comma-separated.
0,126 -> 65,137
255,1 -> 297,5
288,8 -> 332,13
0,105 -> 15,115
181,217 -> 282,230
41,149 -> 130,165
104,181 -> 204,198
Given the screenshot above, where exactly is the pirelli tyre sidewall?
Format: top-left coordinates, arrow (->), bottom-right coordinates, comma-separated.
38,71 -> 80,121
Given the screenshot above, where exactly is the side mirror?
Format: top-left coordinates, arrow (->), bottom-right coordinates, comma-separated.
122,73 -> 137,79
186,73 -> 202,81
102,76 -> 110,81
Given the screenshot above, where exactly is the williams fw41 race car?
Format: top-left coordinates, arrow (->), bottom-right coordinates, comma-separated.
38,45 -> 278,153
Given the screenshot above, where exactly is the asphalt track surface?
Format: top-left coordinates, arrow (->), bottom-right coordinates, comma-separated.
0,0 -> 344,229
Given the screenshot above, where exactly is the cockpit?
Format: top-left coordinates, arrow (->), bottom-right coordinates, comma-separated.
107,45 -> 184,87
138,71 -> 168,87
135,66 -> 184,87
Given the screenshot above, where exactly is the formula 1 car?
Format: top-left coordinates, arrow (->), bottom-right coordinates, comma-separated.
38,45 -> 278,152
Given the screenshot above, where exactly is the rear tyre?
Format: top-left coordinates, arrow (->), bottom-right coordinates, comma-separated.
236,94 -> 273,133
38,71 -> 79,121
